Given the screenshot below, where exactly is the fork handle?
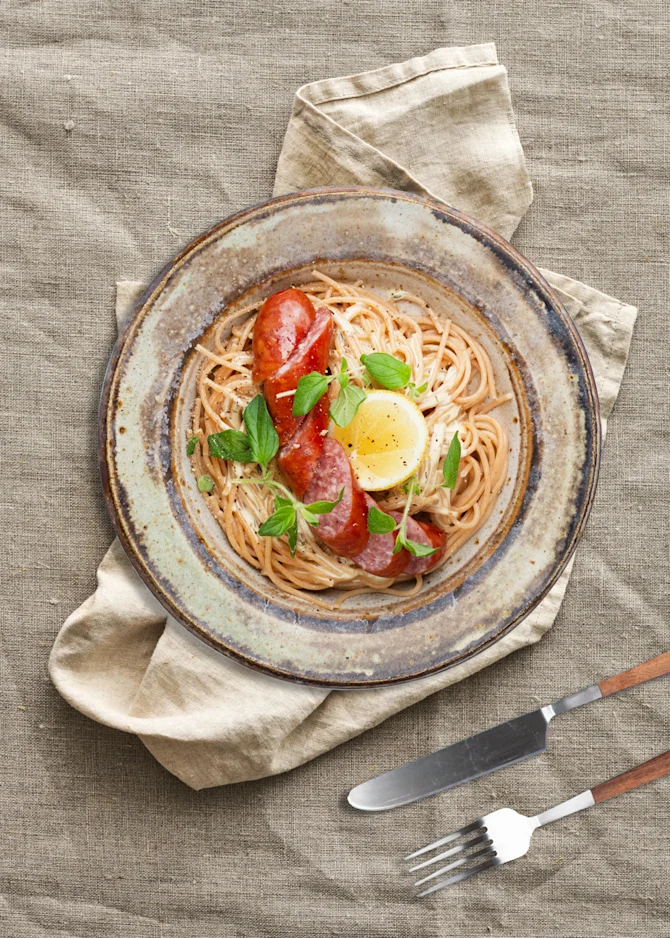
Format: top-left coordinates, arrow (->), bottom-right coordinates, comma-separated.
598,650 -> 670,697
592,751 -> 670,804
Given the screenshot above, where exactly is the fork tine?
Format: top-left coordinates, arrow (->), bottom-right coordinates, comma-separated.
408,832 -> 492,872
403,819 -> 484,861
416,857 -> 500,897
413,844 -> 495,886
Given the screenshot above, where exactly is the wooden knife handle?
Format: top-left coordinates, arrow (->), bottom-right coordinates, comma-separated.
592,751 -> 670,804
598,650 -> 670,697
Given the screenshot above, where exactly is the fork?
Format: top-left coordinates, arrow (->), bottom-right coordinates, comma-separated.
404,750 -> 670,897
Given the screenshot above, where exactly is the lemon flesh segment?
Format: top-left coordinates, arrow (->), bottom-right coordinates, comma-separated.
332,389 -> 429,491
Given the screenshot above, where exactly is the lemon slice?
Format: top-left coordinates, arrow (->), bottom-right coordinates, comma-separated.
332,389 -> 429,491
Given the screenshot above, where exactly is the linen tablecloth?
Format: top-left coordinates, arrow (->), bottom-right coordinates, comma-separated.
2,4 -> 669,936
49,43 -> 636,791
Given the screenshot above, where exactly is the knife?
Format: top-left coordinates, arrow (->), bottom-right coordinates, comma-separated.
348,650 -> 670,811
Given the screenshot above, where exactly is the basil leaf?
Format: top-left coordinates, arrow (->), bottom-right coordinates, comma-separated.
305,487 -> 344,515
275,496 -> 294,509
404,538 -> 439,558
244,395 -> 279,468
361,352 -> 411,390
367,505 -> 397,535
293,373 -> 329,417
208,429 -> 253,462
197,474 -> 215,493
442,431 -> 461,489
408,381 -> 428,399
329,384 -> 366,428
403,480 -> 421,495
337,358 -> 349,390
258,504 -> 296,537
186,436 -> 199,456
299,507 -> 320,527
392,522 -> 406,554
287,522 -> 298,557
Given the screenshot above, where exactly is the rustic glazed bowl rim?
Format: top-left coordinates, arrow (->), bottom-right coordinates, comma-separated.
99,186 -> 601,686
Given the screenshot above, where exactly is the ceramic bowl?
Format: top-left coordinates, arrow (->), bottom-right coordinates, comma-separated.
100,187 -> 600,686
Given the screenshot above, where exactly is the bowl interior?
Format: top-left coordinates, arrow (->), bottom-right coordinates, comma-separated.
172,259 -> 532,632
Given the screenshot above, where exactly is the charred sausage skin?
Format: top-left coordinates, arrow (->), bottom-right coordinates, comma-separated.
252,288 -> 316,384
264,307 -> 333,444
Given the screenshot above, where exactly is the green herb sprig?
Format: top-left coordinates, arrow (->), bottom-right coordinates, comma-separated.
442,431 -> 461,489
292,358 -> 348,416
240,394 -> 279,468
392,478 -> 439,558
365,478 -> 438,559
407,380 -> 428,400
198,474 -> 215,493
206,394 -> 278,468
208,429 -> 252,462
292,351 -> 430,428
293,357 -> 367,429
360,352 -> 429,402
329,383 -> 366,428
360,352 -> 411,390
203,396 -> 342,556
256,486 -> 344,555
366,505 -> 397,535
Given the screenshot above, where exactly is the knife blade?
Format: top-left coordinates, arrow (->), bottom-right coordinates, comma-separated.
347,684 -> 602,811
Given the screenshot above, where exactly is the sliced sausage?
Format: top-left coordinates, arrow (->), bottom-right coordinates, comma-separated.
264,307 -> 333,444
252,288 -> 316,384
407,518 -> 447,574
389,511 -> 447,576
303,438 -> 369,558
277,398 -> 329,499
353,495 -> 410,578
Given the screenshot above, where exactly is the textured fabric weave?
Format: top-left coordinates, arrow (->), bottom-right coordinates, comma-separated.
3,6 -> 669,937
50,43 -> 635,791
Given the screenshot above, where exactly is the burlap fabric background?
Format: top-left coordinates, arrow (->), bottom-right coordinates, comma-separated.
48,42 -> 636,792
2,3 -> 668,937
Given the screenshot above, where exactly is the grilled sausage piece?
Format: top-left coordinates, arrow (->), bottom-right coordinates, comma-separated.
353,495 -> 410,578
264,307 -> 333,444
303,438 -> 369,558
277,398 -> 329,500
251,288 -> 316,384
389,511 -> 446,575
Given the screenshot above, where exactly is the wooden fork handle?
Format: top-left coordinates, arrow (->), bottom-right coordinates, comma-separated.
592,751 -> 670,804
598,650 -> 670,697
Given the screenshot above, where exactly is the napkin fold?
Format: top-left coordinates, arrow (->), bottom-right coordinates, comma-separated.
50,43 -> 636,790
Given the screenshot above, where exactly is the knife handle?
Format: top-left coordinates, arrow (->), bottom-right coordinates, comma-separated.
598,650 -> 670,697
591,750 -> 670,803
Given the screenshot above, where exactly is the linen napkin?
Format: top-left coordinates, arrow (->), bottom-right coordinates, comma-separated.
50,43 -> 636,790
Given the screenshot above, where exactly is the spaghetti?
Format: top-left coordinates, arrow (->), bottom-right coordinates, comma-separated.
189,272 -> 510,605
